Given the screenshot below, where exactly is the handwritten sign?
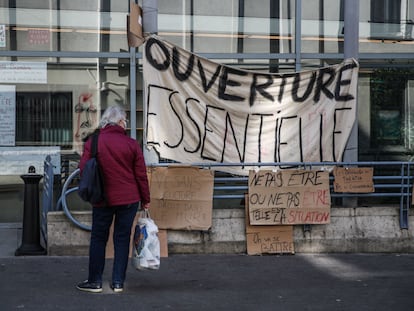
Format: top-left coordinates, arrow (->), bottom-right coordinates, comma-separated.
149,166 -> 214,230
245,196 -> 294,255
333,167 -> 374,193
0,85 -> 16,146
246,229 -> 294,255
143,35 -> 359,176
248,169 -> 331,225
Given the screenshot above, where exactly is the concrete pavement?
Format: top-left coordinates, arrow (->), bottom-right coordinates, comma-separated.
1,224 -> 414,310
0,223 -> 22,257
1,251 -> 414,311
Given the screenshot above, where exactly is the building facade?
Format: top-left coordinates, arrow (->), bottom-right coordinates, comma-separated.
0,0 -> 413,222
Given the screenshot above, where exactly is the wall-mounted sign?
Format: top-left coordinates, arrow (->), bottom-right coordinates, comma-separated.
0,25 -> 6,48
0,85 -> 16,146
0,61 -> 47,84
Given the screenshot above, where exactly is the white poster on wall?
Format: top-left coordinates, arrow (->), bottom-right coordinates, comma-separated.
0,85 -> 16,146
0,25 -> 5,48
0,61 -> 47,84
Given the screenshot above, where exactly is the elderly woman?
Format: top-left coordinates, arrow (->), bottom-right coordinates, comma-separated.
77,105 -> 150,293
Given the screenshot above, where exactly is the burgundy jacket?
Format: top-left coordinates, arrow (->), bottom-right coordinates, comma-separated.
79,124 -> 150,206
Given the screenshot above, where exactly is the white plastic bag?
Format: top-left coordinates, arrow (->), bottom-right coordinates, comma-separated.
132,211 -> 160,271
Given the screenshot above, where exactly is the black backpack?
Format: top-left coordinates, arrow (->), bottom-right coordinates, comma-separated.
78,130 -> 106,204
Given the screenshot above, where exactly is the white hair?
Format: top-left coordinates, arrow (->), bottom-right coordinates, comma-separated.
99,105 -> 126,128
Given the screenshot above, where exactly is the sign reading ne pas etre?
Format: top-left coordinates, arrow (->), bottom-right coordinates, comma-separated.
248,169 -> 331,225
143,35 -> 359,176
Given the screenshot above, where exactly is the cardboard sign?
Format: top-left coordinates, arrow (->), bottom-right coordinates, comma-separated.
245,195 -> 294,255
148,166 -> 214,230
333,167 -> 374,193
412,186 -> 414,205
248,169 -> 331,225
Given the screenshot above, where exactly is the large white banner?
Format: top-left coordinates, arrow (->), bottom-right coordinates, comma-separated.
143,36 -> 359,176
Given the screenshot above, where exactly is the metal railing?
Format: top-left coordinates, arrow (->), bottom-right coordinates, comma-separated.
150,161 -> 413,230
58,161 -> 413,230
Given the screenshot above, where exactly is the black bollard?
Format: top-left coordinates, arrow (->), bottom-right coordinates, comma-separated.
15,166 -> 47,256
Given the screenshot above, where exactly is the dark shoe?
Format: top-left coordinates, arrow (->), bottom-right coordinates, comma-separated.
111,283 -> 123,293
76,280 -> 102,293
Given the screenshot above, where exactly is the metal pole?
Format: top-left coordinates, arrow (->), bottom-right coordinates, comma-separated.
15,166 -> 46,256
142,0 -> 158,35
342,0 -> 359,207
141,0 -> 160,163
130,46 -> 137,140
344,0 -> 359,59
295,0 -> 302,72
343,0 -> 359,163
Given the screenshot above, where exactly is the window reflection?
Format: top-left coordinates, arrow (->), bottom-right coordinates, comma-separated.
1,4 -> 128,52
16,92 -> 73,148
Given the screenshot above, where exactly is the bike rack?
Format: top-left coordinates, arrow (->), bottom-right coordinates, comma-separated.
58,168 -> 92,231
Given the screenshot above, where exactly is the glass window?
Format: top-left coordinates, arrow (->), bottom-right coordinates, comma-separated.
359,0 -> 414,53
358,64 -> 414,161
0,56 -> 143,153
300,0 -> 344,54
0,1 -> 129,52
158,0 -> 296,57
370,0 -> 403,39
16,91 -> 73,148
370,69 -> 406,146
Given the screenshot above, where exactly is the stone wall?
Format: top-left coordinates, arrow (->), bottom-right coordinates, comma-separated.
47,206 -> 414,256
